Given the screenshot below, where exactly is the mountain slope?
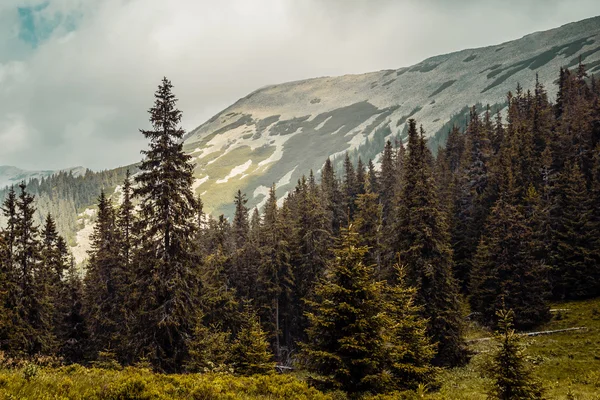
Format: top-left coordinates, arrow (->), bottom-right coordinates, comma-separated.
183,15 -> 600,216
0,165 -> 86,189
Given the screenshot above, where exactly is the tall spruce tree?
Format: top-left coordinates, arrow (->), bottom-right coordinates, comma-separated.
257,185 -> 295,358
132,77 -> 201,371
84,191 -> 125,358
391,120 -> 465,366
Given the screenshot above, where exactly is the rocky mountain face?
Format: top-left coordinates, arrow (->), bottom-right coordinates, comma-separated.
183,16 -> 600,216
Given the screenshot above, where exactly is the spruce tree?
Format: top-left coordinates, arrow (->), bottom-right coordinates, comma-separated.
470,188 -> 550,329
58,258 -> 88,363
379,140 -> 396,221
132,77 -> 201,371
229,304 -> 274,376
391,120 -> 465,366
452,106 -> 491,292
548,161 -> 598,299
84,191 -> 124,358
303,225 -> 435,393
257,184 -> 295,358
487,309 -> 543,400
14,183 -> 56,355
353,184 -> 383,275
342,152 -> 357,218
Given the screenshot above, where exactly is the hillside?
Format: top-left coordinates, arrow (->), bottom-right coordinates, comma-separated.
0,165 -> 86,189
183,16 -> 600,216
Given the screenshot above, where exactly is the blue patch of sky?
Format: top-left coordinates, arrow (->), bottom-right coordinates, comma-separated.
17,1 -> 78,48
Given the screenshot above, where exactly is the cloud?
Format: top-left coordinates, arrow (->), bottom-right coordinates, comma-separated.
0,0 -> 599,170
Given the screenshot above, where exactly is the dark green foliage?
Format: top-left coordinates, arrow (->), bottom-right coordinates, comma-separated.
302,226 -> 435,394
547,161 -> 598,299
391,120 -> 465,366
83,191 -> 127,359
487,309 -> 543,400
131,77 -> 202,372
470,189 -> 550,329
451,107 -> 492,292
256,185 -> 295,358
229,304 -> 274,376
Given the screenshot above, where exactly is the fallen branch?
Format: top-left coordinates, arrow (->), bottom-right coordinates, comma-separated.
466,327 -> 587,343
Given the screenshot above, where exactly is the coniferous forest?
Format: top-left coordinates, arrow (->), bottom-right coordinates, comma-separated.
1,65 -> 600,399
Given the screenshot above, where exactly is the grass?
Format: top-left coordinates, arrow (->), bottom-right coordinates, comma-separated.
1,298 -> 599,399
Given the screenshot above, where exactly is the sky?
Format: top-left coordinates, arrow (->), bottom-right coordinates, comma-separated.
0,0 -> 599,171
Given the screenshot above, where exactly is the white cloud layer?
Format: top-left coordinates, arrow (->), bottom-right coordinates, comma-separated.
0,0 -> 599,170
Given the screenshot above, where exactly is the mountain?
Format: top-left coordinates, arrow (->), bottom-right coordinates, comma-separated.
0,165 -> 86,189
183,15 -> 600,216
4,16 -> 600,263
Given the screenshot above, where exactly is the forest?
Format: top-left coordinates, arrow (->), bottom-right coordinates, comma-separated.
0,64 -> 599,399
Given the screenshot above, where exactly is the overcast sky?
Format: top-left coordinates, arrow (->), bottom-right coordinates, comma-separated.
0,0 -> 599,171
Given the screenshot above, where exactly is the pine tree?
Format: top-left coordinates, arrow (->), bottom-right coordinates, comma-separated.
391,120 -> 465,366
367,158 -> 379,194
84,191 -> 124,358
231,190 -> 257,299
452,106 -> 491,292
353,185 -> 383,275
14,183 -> 56,355
379,140 -> 396,221
470,188 -> 550,329
487,309 -> 543,400
320,158 -> 344,235
117,170 -> 135,269
57,258 -> 88,363
342,152 -> 357,218
303,226 -> 435,393
356,157 -> 366,195
132,77 -> 201,371
186,311 -> 231,373
0,187 -> 21,353
257,185 -> 295,358
548,161 -> 598,299
229,304 -> 274,376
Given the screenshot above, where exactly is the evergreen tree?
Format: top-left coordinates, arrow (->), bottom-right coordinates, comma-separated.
470,188 -> 550,329
391,120 -> 465,366
342,152 -> 357,218
14,183 -> 56,355
229,304 -> 274,376
84,191 -> 124,358
548,161 -> 598,299
356,157 -> 366,195
117,170 -> 135,269
186,311 -> 231,373
487,309 -> 543,400
132,77 -> 201,371
257,185 -> 295,358
452,106 -> 491,292
303,226 -> 435,393
320,158 -> 344,235
0,187 -> 21,353
57,258 -> 88,363
353,184 -> 383,274
379,140 -> 396,222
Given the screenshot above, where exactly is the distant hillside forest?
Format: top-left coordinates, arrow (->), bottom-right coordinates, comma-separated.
0,166 -> 134,245
1,64 -> 599,397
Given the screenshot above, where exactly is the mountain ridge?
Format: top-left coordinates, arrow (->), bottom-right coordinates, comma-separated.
182,15 -> 600,217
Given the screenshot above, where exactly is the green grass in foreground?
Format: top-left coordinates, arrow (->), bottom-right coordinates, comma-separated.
1,298 -> 599,399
